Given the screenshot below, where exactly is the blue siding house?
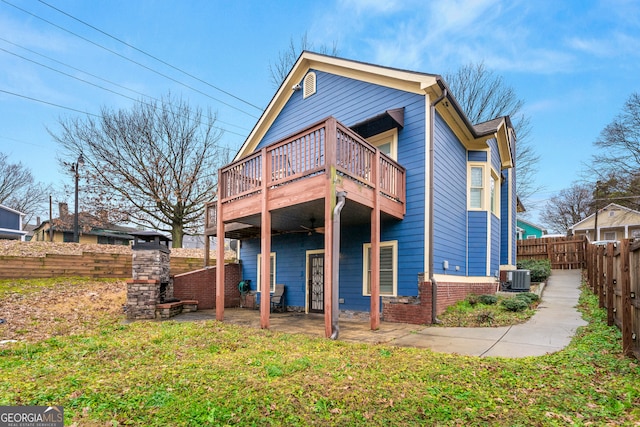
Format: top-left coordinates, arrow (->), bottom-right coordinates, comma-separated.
0,204 -> 27,240
205,52 -> 517,337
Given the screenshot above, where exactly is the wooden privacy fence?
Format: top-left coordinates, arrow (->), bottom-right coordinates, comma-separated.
585,239 -> 640,360
517,235 -> 587,269
0,252 -> 205,279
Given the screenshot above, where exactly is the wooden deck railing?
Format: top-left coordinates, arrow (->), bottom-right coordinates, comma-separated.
207,118 -> 405,229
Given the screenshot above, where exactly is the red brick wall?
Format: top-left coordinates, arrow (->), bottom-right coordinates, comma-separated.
434,281 -> 496,316
382,279 -> 497,325
172,263 -> 241,309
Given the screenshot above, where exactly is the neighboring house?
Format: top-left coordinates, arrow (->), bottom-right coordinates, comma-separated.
517,218 -> 547,240
0,204 -> 27,240
570,203 -> 640,242
205,52 -> 517,336
31,203 -> 135,245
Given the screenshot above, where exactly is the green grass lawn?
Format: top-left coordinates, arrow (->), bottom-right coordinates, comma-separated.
1,280 -> 639,426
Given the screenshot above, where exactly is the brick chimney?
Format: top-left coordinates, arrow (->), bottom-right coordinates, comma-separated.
59,202 -> 69,218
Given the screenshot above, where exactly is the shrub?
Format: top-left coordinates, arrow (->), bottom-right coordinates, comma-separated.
476,310 -> 495,325
478,294 -> 498,305
467,294 -> 480,306
501,297 -> 529,312
517,259 -> 551,283
515,292 -> 539,305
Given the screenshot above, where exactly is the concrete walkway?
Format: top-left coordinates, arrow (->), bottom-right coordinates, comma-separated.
173,269 -> 587,358
390,269 -> 587,357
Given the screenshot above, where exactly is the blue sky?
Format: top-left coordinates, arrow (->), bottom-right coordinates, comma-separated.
1,0 -> 639,225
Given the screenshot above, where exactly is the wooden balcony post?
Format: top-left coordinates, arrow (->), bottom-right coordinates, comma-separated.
324,179 -> 334,338
260,147 -> 271,329
370,150 -> 381,330
323,118 -> 337,338
216,201 -> 225,321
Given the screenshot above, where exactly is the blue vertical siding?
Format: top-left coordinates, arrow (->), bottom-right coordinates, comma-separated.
241,233 -> 324,307
500,171 -> 510,265
468,211 -> 487,276
240,220 -> 416,312
433,113 -> 467,275
487,138 -> 502,274
241,70 -> 429,311
468,151 -> 487,162
491,214 -> 500,276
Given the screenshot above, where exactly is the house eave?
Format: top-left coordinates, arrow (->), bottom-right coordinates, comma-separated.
235,51 -> 440,160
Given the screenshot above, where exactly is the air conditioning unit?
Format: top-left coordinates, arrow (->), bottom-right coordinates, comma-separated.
510,270 -> 531,291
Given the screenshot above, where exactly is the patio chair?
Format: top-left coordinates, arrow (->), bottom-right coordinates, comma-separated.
270,284 -> 286,313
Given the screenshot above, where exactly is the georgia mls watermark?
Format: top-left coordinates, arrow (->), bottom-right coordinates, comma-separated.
0,406 -> 63,427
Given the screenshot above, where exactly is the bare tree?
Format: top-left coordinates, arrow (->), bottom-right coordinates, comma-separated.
444,62 -> 540,205
49,94 -> 228,247
540,183 -> 594,234
0,152 -> 50,224
592,92 -> 640,186
269,32 -> 338,88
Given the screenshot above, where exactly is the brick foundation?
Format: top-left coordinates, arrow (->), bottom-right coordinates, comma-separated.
172,263 -> 241,309
382,278 -> 497,325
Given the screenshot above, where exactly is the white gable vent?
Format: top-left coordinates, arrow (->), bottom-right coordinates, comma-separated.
303,72 -> 316,99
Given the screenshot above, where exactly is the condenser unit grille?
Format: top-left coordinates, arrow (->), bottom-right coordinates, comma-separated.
511,270 -> 531,291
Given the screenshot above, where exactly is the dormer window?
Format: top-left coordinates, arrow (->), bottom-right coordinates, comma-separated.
367,128 -> 397,160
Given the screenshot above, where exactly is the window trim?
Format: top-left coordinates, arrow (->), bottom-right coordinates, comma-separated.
490,168 -> 500,217
468,164 -> 485,210
603,231 -> 617,241
362,240 -> 398,297
257,252 -> 276,293
367,128 -> 398,161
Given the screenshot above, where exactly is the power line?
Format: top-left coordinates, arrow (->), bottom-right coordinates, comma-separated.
1,0 -> 260,119
0,47 -> 248,137
0,88 -> 244,149
37,0 -> 264,113
0,39 -> 250,134
0,88 -> 101,117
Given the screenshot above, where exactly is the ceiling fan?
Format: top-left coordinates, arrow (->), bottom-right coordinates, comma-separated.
300,217 -> 325,235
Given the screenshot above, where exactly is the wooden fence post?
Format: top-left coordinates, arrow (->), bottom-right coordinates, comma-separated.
606,242 -> 615,326
597,245 -> 605,307
620,239 -> 633,358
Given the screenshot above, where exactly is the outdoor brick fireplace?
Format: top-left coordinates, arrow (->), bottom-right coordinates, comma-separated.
126,231 -> 173,320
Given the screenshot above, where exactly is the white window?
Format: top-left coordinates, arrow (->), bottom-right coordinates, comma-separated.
469,165 -> 484,209
362,241 -> 397,296
603,231 -> 617,241
367,129 -> 398,161
257,252 -> 276,293
490,169 -> 500,216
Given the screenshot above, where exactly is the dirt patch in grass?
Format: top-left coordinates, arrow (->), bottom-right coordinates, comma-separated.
0,278 -> 125,343
0,240 -> 207,258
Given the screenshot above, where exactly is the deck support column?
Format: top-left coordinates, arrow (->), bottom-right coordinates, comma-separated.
216,197 -> 225,320
260,147 -> 271,329
370,150 -> 381,330
323,119 -> 337,338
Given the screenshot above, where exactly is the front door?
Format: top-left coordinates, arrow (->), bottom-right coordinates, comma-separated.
307,252 -> 324,313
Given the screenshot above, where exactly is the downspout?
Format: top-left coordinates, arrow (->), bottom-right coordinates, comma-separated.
330,191 -> 347,340
429,88 -> 447,324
